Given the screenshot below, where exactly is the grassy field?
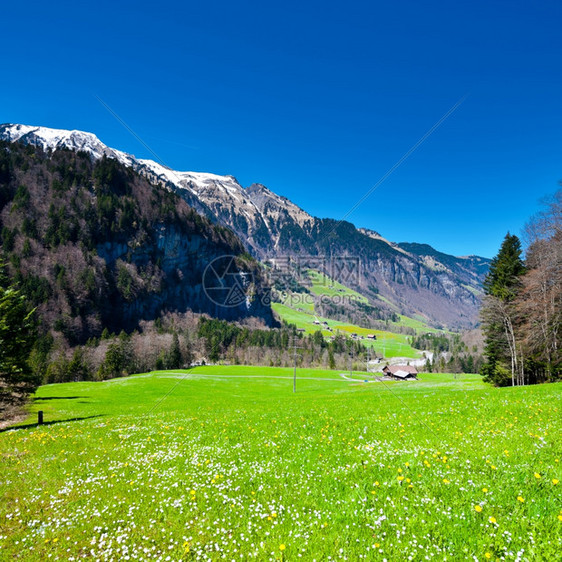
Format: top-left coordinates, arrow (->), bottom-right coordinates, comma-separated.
306,270 -> 367,303
1,367 -> 561,561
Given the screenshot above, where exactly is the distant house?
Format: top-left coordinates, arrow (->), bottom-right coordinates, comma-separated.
382,365 -> 418,380
367,334 -> 377,340
191,358 -> 208,367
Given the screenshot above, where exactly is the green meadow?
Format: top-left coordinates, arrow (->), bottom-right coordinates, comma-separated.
306,270 -> 367,303
1,367 -> 561,561
271,302 -> 420,359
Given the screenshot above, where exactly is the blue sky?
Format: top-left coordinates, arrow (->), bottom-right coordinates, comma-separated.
2,0 -> 561,258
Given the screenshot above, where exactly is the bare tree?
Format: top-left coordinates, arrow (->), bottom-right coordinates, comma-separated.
519,190 -> 562,381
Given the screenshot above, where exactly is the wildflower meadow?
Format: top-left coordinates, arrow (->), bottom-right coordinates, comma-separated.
1,367 -> 561,561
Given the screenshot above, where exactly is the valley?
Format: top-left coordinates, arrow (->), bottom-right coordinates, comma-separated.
2,4 -> 562,562
270,268 -> 443,360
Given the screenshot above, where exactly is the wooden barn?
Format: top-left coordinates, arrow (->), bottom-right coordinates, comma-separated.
382,365 -> 418,380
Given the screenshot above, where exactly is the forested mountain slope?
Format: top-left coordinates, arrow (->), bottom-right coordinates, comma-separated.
0,141 -> 274,344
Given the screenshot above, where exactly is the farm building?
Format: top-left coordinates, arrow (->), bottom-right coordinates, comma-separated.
382,365 -> 418,380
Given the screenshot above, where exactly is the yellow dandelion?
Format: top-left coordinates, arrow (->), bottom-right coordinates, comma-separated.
374,542 -> 380,548
482,488 -> 488,493
485,553 -> 492,560
443,479 -> 450,484
397,475 -> 405,481
552,479 -> 559,485
279,544 -> 286,551
474,505 -> 483,513
534,472 -> 541,479
489,516 -> 497,524
517,496 -> 525,502
558,515 -> 562,522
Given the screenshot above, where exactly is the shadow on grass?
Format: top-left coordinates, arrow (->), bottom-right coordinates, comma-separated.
33,396 -> 84,401
0,415 -> 104,433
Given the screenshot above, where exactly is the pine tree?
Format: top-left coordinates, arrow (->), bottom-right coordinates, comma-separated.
480,233 -> 526,386
483,233 -> 526,300
0,262 -> 38,403
328,348 -> 336,370
167,332 -> 182,369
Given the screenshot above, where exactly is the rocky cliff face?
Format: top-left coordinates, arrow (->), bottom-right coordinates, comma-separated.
0,123 -> 490,328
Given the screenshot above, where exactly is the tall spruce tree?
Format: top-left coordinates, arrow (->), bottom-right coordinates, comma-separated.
167,332 -> 182,369
480,233 -> 526,386
0,262 -> 38,403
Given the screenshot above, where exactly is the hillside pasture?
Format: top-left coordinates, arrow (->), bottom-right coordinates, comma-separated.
271,302 -> 421,359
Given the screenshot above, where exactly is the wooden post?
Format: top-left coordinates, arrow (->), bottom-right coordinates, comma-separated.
38,411 -> 43,425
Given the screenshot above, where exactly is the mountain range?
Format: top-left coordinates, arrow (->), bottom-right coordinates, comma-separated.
0,123 -> 490,329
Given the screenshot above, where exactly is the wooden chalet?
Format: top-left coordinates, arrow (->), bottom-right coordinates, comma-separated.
382,365 -> 418,380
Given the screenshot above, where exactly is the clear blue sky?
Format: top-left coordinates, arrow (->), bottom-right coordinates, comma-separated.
2,0 -> 561,258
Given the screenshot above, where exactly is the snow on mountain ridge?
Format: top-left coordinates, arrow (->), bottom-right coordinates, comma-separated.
0,123 -> 341,253
0,123 -> 134,166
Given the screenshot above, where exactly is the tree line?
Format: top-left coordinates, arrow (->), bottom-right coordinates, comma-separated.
411,332 -> 484,374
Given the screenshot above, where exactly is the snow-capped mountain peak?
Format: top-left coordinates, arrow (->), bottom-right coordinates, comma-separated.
0,123 -> 133,166
0,123 -> 307,252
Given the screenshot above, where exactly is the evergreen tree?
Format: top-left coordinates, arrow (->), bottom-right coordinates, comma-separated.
483,233 -> 526,300
167,332 -> 182,369
0,262 -> 38,402
328,348 -> 336,370
480,233 -> 526,386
